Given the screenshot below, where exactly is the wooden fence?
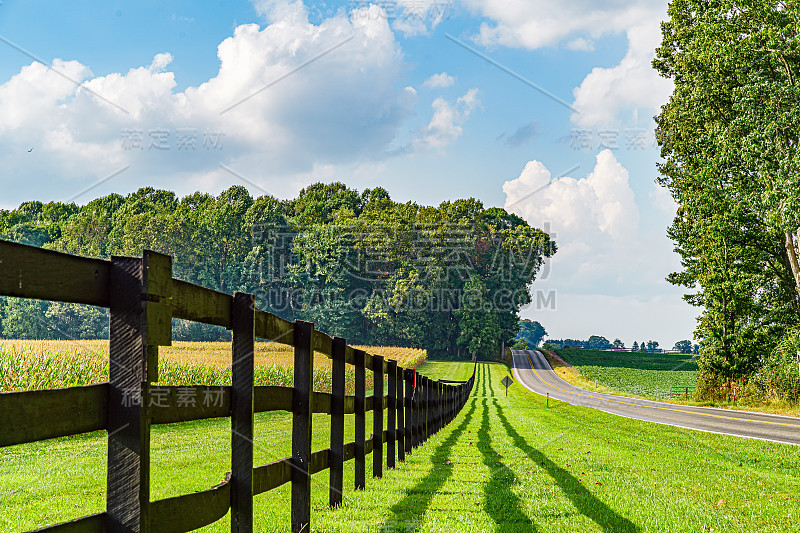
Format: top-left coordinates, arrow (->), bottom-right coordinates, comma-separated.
0,240 -> 476,532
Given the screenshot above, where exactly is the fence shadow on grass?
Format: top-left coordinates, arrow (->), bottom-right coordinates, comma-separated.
377,397 -> 478,531
493,399 -> 639,533
478,397 -> 538,532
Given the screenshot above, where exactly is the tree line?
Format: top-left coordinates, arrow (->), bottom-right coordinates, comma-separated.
655,1 -> 800,400
0,183 -> 556,359
542,336 -> 697,354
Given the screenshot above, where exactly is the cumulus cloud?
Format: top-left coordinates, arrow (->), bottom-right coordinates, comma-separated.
391,0 -> 453,36
463,0 -> 673,128
504,149 -> 639,244
566,37 -> 595,52
415,88 -> 481,150
502,150 -> 648,296
423,72 -> 455,89
0,2 -> 416,204
571,21 -> 673,127
462,0 -> 665,50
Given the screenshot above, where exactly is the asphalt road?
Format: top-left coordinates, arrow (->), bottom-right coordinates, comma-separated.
511,350 -> 800,446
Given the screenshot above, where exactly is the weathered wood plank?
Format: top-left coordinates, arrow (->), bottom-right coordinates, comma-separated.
396,365 -> 405,463
253,458 -> 292,495
354,349 -> 365,490
0,384 -> 108,447
254,386 -> 293,413
313,392 -> 332,414
291,320 -> 313,533
148,386 -> 230,425
32,513 -> 106,532
106,256 -> 150,533
0,239 -> 110,307
386,360 -> 396,469
231,292 -> 255,533
314,330 -> 333,357
372,355 -> 383,479
171,279 -> 232,329
310,448 -> 330,475
329,336 -> 346,508
149,480 -> 230,533
253,310 -> 293,346
404,369 -> 413,455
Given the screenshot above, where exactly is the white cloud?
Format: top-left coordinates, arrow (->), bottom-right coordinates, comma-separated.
391,0 -> 452,36
504,150 -> 696,342
503,149 -> 638,244
651,182 -> 677,215
571,20 -> 673,127
0,2 -> 416,204
462,1 -> 673,128
462,0 -> 665,50
423,72 -> 455,89
415,88 -> 481,149
566,37 -> 595,52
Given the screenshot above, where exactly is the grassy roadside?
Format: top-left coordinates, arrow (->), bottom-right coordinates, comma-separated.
542,348 -> 800,418
3,360 -> 800,531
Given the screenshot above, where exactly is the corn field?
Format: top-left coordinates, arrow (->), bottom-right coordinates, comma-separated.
0,340 -> 427,395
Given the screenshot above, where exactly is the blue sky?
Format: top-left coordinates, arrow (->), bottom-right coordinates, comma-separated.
0,0 -> 697,347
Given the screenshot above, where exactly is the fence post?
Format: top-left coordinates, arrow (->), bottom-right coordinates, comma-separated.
373,355 -> 384,479
354,349 -> 366,490
329,337 -> 346,508
404,369 -> 414,454
106,251 -> 170,533
231,293 -> 255,533
387,359 -> 397,469
396,365 -> 405,463
423,376 -> 429,442
291,320 -> 314,533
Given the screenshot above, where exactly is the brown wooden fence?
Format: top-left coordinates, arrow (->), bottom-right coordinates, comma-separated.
0,240 -> 476,532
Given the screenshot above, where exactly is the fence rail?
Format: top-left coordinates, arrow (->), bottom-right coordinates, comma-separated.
669,386 -> 694,399
0,240 -> 476,533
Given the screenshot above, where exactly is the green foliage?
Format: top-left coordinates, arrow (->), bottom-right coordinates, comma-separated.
515,319 -> 546,348
655,1 -> 800,388
0,184 -> 555,357
673,340 -> 694,354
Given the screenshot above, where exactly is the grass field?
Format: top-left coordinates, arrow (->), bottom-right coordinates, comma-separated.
3,360 -> 799,532
0,340 -> 427,394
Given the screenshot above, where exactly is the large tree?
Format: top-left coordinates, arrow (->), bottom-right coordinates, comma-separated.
654,0 -> 800,383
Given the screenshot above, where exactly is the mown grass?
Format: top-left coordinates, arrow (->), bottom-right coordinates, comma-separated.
0,340 -> 427,395
3,361 -> 799,532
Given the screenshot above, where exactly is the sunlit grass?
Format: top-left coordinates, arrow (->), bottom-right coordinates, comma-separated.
3,361 -> 799,532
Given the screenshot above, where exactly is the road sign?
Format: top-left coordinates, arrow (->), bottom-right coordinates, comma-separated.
501,375 -> 513,396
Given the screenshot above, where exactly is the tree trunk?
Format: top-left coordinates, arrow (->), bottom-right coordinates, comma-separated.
784,230 -> 800,300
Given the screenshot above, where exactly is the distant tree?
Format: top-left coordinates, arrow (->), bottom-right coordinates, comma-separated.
516,319 -> 547,348
587,335 -> 612,350
646,340 -> 660,352
612,338 -> 625,349
509,338 -> 529,350
1,298 -> 52,339
674,340 -> 693,354
632,341 -> 639,352
640,341 -> 647,352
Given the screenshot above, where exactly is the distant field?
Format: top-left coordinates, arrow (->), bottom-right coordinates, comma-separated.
0,340 -> 426,394
553,348 -> 698,401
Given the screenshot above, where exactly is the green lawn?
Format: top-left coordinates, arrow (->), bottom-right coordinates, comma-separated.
555,348 -> 699,400
2,361 -> 799,532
